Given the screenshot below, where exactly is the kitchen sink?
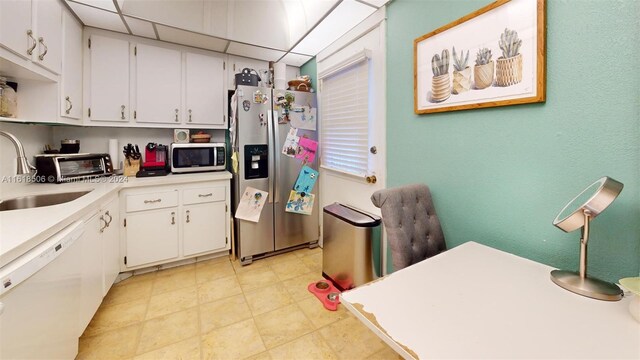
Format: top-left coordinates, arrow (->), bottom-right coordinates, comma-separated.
0,191 -> 92,211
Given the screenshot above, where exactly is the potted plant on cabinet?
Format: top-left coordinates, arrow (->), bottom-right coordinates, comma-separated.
474,48 -> 494,89
496,28 -> 523,86
430,49 -> 450,102
452,46 -> 471,94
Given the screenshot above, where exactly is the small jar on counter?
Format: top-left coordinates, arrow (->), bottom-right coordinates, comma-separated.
0,76 -> 17,118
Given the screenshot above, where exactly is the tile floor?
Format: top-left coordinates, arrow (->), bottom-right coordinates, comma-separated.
78,247 -> 401,360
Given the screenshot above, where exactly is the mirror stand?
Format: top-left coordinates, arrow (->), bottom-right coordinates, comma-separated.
551,210 -> 623,301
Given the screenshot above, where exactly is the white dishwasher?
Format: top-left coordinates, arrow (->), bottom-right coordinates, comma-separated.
0,221 -> 84,359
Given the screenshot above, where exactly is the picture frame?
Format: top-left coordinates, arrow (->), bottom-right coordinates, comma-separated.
414,0 -> 546,114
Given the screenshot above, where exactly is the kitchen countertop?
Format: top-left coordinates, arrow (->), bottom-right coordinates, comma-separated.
0,171 -> 232,268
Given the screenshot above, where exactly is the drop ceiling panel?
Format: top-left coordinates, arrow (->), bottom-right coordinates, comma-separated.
226,42 -> 285,62
156,25 -> 228,52
67,1 -> 128,33
68,0 -> 117,12
124,16 -> 156,39
228,0 -> 289,50
292,1 -> 376,55
359,0 -> 390,7
120,0 -> 205,33
280,53 -> 313,67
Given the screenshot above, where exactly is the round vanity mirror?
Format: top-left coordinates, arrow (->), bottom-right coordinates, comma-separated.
553,177 -> 623,233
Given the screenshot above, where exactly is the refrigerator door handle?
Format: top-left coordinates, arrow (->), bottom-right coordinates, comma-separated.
271,110 -> 281,203
267,110 -> 274,204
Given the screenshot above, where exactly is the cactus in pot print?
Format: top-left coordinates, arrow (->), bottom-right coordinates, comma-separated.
430,49 -> 451,102
452,46 -> 471,94
474,48 -> 494,89
496,28 -> 523,86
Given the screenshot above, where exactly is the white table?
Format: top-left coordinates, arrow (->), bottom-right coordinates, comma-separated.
340,242 -> 640,359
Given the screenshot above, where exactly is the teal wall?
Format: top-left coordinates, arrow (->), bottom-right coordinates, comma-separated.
386,0 -> 640,281
300,59 -> 318,92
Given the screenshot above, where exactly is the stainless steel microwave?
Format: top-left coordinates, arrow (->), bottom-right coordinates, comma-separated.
170,143 -> 226,173
35,153 -> 114,183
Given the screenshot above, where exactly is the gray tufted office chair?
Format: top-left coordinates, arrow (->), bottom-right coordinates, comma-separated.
371,183 -> 446,271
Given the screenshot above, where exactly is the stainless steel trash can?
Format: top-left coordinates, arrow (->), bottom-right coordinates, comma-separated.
322,203 -> 382,291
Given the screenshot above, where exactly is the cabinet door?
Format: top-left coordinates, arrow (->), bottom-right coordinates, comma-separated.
0,0 -> 32,60
34,0 -> 62,74
60,10 -> 82,120
88,35 -> 130,122
101,198 -> 120,296
228,55 -> 268,89
125,208 -> 179,267
183,202 -> 227,256
185,52 -> 225,126
135,44 -> 182,124
79,211 -> 105,334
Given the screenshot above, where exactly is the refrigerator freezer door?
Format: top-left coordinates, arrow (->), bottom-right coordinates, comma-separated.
235,85 -> 275,259
274,90 -> 320,250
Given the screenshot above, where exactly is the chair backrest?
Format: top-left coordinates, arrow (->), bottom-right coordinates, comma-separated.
371,183 -> 445,270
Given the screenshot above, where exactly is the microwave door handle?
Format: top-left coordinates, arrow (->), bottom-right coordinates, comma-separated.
267,111 -> 274,204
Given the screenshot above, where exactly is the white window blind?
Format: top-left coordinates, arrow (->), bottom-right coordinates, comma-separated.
320,56 -> 369,177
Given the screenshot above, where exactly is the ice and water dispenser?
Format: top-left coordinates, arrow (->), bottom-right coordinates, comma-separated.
244,145 -> 268,179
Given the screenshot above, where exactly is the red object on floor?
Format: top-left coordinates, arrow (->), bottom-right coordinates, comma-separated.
307,280 -> 341,311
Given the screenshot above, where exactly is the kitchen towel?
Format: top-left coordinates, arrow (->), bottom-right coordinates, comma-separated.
108,139 -> 120,170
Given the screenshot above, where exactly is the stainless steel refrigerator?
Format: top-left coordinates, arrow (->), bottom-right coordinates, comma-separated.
233,85 -> 319,265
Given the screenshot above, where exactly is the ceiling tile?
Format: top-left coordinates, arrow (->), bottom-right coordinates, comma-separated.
156,25 -> 228,52
120,0 -> 205,33
292,1 -> 376,55
67,0 -> 117,12
226,42 -> 285,62
67,1 -> 128,33
279,53 -> 313,67
359,0 -> 390,8
124,16 -> 156,39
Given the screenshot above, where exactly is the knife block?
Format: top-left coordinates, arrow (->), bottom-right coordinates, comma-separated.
123,159 -> 140,177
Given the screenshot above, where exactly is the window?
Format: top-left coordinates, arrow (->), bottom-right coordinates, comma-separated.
319,51 -> 370,177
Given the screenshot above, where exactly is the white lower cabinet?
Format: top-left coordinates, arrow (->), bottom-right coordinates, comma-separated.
121,180 -> 230,271
125,208 -> 179,267
79,196 -> 119,335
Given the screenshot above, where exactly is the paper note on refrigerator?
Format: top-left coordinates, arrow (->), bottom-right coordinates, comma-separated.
295,137 -> 318,164
282,127 -> 300,157
235,187 -> 268,222
285,190 -> 315,215
290,105 -> 317,131
293,165 -> 319,194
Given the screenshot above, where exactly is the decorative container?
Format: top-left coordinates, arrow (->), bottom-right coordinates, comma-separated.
495,53 -> 522,87
431,73 -> 451,102
474,61 -> 494,89
452,67 -> 472,94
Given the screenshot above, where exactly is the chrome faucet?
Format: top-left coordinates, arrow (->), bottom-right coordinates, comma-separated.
0,130 -> 35,175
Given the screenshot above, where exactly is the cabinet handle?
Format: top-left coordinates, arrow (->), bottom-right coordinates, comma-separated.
188,109 -> 192,122
99,215 -> 107,233
104,211 -> 113,227
38,37 -> 48,60
198,193 -> 213,198
121,105 -> 126,120
65,96 -> 73,114
186,210 -> 190,223
175,109 -> 179,122
144,199 -> 162,204
26,30 -> 36,55
171,212 -> 175,225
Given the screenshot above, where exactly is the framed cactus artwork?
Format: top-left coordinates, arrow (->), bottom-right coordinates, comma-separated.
413,0 -> 546,114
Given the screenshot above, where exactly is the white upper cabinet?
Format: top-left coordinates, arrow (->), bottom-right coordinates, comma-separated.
134,44 -> 182,124
228,55 -> 268,89
33,0 -> 62,74
0,0 -> 62,74
0,0 -> 32,60
60,10 -> 83,121
87,34 -> 130,122
184,52 -> 225,126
